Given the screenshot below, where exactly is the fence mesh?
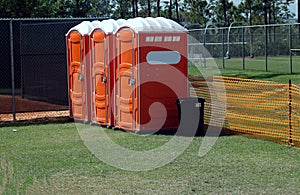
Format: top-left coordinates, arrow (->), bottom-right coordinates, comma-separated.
189,23 -> 300,74
1,18 -> 300,149
0,18 -> 105,124
190,76 -> 300,148
0,20 -> 11,92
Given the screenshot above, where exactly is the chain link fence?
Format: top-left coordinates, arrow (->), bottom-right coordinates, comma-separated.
188,23 -> 300,148
2,19 -> 300,129
0,18 -> 106,125
188,23 -> 300,74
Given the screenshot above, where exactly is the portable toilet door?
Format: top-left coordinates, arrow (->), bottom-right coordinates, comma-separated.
115,27 -> 138,130
90,28 -> 109,125
66,21 -> 93,122
138,31 -> 189,131
139,17 -> 189,131
90,19 -> 120,126
114,17 -> 189,132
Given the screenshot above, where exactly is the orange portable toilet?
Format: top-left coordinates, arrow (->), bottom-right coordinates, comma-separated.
114,17 -> 189,132
89,19 -> 122,127
66,21 -> 94,122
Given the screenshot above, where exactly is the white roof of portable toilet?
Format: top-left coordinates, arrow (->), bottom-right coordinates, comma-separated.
66,21 -> 94,36
144,17 -> 162,29
116,17 -> 186,33
116,19 -> 127,26
67,17 -> 186,36
125,17 -> 151,32
91,19 -> 120,34
91,20 -> 101,27
156,17 -> 186,31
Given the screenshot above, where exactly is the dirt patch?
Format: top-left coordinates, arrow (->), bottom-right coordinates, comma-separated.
0,95 -> 68,114
0,95 -> 69,124
0,110 -> 70,126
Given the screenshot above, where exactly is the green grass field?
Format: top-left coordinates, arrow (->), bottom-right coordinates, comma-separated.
214,56 -> 300,74
1,56 -> 300,194
189,56 -> 300,85
1,123 -> 300,194
190,55 -> 300,74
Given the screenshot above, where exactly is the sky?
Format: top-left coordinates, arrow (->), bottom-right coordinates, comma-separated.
289,0 -> 297,17
232,0 -> 298,18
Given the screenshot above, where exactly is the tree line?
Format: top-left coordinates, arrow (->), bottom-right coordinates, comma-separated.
0,0 -> 297,26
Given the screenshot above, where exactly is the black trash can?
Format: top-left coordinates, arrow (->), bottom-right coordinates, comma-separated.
176,97 -> 205,136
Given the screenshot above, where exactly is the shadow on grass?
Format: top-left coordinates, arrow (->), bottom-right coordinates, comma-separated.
135,124 -> 236,137
0,116 -> 73,128
220,69 -> 300,84
224,72 -> 285,80
1,116 -> 237,139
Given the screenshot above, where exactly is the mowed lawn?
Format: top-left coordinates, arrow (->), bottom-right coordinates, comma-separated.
1,122 -> 300,194
189,60 -> 300,85
1,59 -> 300,194
217,56 -> 300,74
190,55 -> 300,75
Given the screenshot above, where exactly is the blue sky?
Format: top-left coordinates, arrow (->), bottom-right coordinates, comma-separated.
288,0 -> 297,17
232,0 -> 297,18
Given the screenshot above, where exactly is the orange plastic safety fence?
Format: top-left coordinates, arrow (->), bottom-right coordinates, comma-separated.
190,76 -> 300,148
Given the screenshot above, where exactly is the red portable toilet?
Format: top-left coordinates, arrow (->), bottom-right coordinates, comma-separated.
89,19 -> 121,126
66,21 -> 94,122
114,17 -> 189,132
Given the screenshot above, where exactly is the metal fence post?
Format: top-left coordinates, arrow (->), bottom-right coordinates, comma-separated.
10,19 -> 16,121
222,28 -> 225,69
288,79 -> 293,147
242,27 -> 245,70
264,25 -> 268,72
289,24 -> 293,74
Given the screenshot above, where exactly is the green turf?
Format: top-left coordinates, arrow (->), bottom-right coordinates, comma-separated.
189,58 -> 300,85
212,56 -> 300,74
190,55 -> 300,74
1,123 -> 300,194
1,56 -> 300,194
220,69 -> 300,84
